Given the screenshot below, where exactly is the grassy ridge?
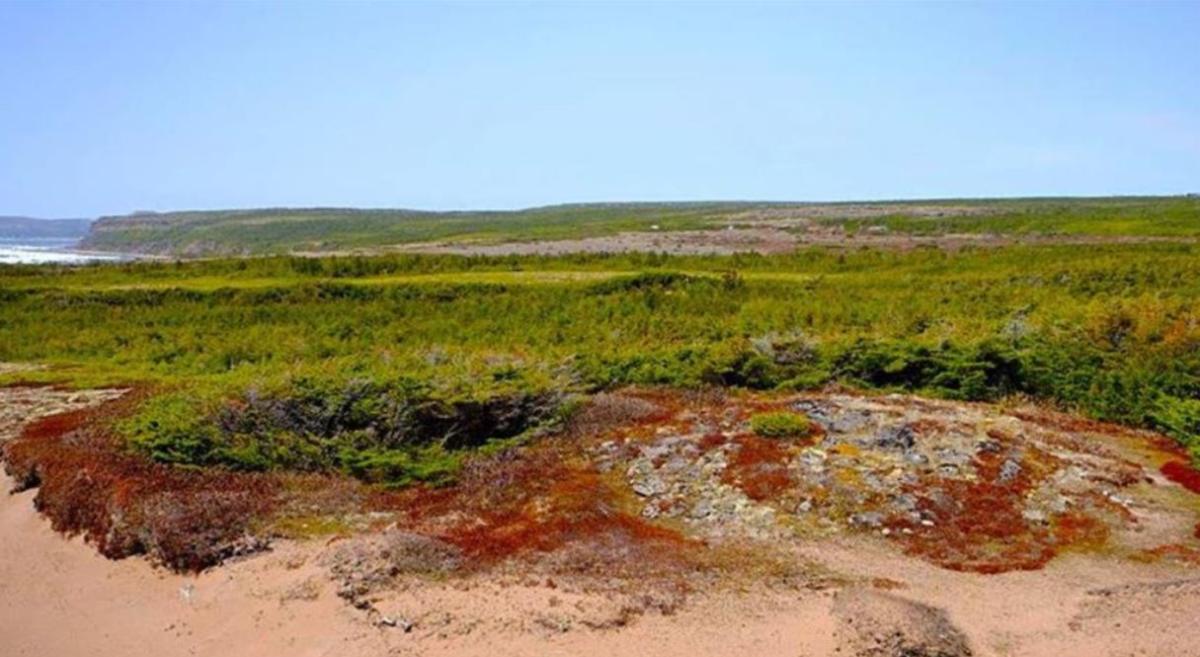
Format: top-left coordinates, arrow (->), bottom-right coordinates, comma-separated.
4,244 -> 1200,483
829,196 -> 1200,236
79,197 -> 1200,255
81,203 -> 739,254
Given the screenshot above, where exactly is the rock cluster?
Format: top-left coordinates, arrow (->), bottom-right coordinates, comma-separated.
589,391 -> 1191,572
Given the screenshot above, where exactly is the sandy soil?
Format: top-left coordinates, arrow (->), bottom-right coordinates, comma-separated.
4,387 -> 1200,657
3,473 -> 1199,657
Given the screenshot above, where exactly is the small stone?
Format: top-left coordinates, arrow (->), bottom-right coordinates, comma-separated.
850,512 -> 884,528
631,476 -> 667,497
999,459 -> 1022,483
690,499 -> 714,519
378,616 -> 414,632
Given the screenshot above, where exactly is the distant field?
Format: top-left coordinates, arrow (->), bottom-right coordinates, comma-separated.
79,196 -> 1200,256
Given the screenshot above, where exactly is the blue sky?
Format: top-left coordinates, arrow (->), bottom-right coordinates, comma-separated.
1,1 -> 1197,218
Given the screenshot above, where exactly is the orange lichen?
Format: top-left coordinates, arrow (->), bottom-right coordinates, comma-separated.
829,442 -> 862,458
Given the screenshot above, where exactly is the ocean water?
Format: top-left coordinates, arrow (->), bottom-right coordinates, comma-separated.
0,238 -> 122,265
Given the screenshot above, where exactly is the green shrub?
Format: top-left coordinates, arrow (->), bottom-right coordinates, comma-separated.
1150,395 -> 1200,462
749,411 -> 811,439
121,395 -> 220,466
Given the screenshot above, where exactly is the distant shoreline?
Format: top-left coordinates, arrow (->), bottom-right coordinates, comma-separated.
0,239 -> 133,265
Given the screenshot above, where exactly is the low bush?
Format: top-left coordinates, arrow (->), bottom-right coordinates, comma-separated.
749,411 -> 812,439
1150,395 -> 1200,460
122,378 -> 563,486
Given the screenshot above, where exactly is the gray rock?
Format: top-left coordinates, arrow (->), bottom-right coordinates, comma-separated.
999,458 -> 1022,483
632,476 -> 667,497
873,424 -> 916,451
689,499 -> 714,519
850,511 -> 885,528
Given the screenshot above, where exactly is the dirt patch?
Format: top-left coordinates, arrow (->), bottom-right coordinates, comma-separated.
832,588 -> 973,657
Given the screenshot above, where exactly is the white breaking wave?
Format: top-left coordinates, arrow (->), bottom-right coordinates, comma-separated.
0,241 -> 122,265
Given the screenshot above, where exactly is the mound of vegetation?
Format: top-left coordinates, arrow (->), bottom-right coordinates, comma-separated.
2,393 -> 282,571
749,411 -> 811,439
123,377 -> 562,486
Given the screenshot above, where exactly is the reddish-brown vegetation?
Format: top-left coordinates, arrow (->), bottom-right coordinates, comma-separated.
2,392 -> 282,571
722,434 -> 795,501
1139,543 -> 1200,566
1011,408 -> 1138,437
1161,460 -> 1200,494
887,447 -> 1066,574
387,444 -> 698,579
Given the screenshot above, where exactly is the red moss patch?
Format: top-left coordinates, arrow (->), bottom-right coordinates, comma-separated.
384,444 -> 698,578
721,434 -> 794,502
1161,460 -> 1200,494
1053,511 -> 1109,549
888,447 -> 1066,574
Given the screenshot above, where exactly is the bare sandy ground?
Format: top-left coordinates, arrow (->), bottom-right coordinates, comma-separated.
4,467 -> 1200,657
4,387 -> 1200,657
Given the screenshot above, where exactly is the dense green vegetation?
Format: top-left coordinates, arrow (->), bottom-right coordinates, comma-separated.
79,196 -> 1200,256
749,412 -> 812,439
4,242 -> 1200,483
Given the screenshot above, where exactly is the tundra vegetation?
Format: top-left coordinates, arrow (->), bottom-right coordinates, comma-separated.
4,244 -> 1200,478
3,198 -> 1200,571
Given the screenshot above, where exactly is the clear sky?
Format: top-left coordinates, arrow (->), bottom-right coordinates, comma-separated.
1,1 -> 1197,218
